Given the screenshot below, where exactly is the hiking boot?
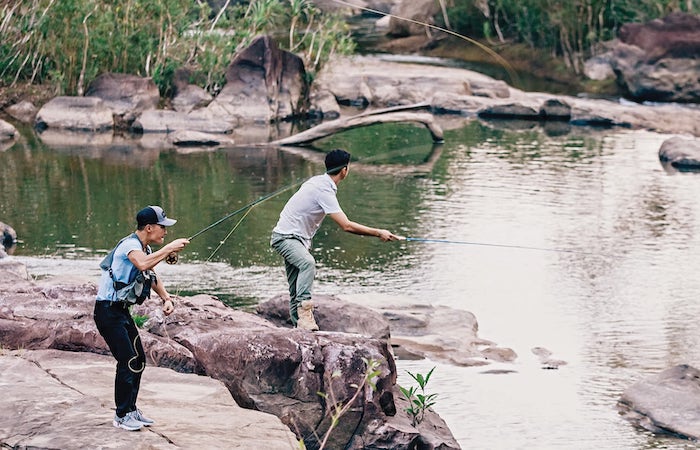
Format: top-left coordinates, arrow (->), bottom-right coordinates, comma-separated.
130,409 -> 155,426
113,413 -> 143,431
297,300 -> 319,331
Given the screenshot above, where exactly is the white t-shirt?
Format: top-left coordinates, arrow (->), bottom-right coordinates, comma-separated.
273,174 -> 343,248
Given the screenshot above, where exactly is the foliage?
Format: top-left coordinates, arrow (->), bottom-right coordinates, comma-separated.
132,313 -> 149,328
314,358 -> 382,449
442,0 -> 700,74
0,0 -> 354,97
399,366 -> 438,427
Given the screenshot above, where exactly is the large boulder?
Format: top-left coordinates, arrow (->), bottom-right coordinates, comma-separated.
0,119 -> 17,146
258,292 -> 516,366
0,262 -> 459,450
207,35 -> 309,124
0,349 -> 297,449
5,100 -> 37,123
658,136 -> 700,169
133,109 -> 235,134
610,12 -> 700,103
387,0 -> 440,37
618,364 -> 700,439
0,222 -> 16,258
35,96 -> 113,131
85,72 -> 160,125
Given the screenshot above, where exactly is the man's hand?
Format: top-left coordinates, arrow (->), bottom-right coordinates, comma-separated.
377,229 -> 400,242
162,298 -> 175,315
166,238 -> 190,253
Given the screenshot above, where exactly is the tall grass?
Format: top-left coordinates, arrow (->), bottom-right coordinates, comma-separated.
0,0 -> 354,97
442,0 -> 699,74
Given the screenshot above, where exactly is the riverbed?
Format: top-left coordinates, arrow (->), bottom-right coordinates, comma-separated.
4,118 -> 700,449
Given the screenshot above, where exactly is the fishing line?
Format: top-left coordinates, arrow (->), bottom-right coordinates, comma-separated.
205,205 -> 254,262
400,236 -> 606,257
166,145 -> 438,264
329,0 -> 520,87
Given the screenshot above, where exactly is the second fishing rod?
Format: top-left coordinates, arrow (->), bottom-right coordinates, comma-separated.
164,148 -> 417,264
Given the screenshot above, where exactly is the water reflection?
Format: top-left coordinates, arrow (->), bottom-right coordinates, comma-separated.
4,122 -> 700,449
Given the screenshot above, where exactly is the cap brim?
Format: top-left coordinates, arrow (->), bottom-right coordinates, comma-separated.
158,218 -> 177,226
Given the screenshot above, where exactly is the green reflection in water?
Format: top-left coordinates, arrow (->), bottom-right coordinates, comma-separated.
0,122 -> 448,271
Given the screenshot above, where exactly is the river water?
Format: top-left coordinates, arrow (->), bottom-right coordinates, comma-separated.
3,117 -> 700,449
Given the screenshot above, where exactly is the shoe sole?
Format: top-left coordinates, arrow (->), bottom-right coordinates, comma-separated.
113,421 -> 142,431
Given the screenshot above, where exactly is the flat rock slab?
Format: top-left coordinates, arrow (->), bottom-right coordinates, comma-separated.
0,349 -> 297,449
618,364 -> 700,439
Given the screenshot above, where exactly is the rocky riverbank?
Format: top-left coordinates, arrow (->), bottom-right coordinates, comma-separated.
0,258 -> 478,449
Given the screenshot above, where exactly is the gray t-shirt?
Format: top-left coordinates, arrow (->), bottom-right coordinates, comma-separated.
273,174 -> 342,248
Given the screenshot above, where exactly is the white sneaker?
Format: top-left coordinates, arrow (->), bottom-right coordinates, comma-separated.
130,409 -> 155,426
113,413 -> 143,431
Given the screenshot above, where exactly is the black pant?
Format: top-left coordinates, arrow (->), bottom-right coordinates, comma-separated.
93,301 -> 146,418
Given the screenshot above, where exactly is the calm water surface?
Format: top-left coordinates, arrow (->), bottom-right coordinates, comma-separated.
3,120 -> 700,449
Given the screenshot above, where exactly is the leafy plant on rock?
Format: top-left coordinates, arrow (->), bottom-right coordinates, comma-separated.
399,366 -> 438,427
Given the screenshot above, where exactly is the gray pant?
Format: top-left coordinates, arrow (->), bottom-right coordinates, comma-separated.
270,233 -> 315,325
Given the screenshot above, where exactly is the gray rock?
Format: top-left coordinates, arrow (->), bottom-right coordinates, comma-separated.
0,119 -> 17,143
85,72 -> 160,121
5,100 -> 37,123
618,364 -> 700,439
208,35 -> 309,124
0,349 -> 297,449
133,109 -> 234,134
172,84 -> 213,113
259,292 -> 514,367
35,96 -> 113,131
608,12 -> 700,103
0,262 -> 460,450
658,136 -> 700,169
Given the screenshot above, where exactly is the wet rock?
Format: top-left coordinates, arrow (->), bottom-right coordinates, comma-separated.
172,84 -> 213,113
259,292 -> 515,367
5,100 -> 37,123
387,0 -> 439,37
0,222 -> 17,257
168,130 -> 234,147
0,122 -> 17,151
531,347 -> 567,369
207,35 -> 309,124
610,12 -> 700,103
618,364 -> 700,440
0,262 -> 460,450
85,72 -> 160,124
133,109 -> 234,134
658,136 -> 700,169
0,349 -> 296,449
35,96 -> 113,131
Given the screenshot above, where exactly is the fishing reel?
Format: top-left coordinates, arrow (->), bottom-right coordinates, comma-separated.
166,252 -> 178,265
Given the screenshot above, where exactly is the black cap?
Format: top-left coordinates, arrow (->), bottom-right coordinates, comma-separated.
136,206 -> 177,227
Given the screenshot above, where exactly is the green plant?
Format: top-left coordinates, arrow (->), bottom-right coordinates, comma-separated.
314,357 -> 382,450
0,0 -> 354,97
399,366 -> 437,427
132,313 -> 149,328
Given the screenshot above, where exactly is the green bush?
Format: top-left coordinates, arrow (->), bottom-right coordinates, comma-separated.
444,0 -> 699,73
0,0 -> 354,97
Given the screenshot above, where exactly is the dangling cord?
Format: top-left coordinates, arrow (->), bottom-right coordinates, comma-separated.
127,333 -> 146,374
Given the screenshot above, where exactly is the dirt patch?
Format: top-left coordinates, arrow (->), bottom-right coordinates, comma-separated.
0,83 -> 56,111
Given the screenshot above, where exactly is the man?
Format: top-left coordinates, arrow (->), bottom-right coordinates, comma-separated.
94,205 -> 189,431
271,149 -> 399,331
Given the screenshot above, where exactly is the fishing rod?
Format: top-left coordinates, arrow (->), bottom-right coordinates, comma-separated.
328,0 -> 520,87
165,179 -> 306,264
165,146 -> 428,264
399,236 -> 605,257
